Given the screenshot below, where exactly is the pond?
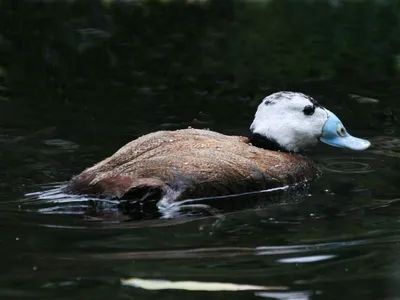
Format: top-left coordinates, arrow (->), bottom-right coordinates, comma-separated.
1,0 -> 400,299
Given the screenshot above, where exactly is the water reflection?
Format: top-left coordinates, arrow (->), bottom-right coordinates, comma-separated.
256,291 -> 313,300
121,277 -> 287,291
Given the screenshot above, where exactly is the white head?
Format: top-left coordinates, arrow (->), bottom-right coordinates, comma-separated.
250,92 -> 370,153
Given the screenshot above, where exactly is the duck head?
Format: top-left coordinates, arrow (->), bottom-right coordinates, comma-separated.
250,92 -> 371,153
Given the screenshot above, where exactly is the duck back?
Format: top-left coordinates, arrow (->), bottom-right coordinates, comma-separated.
66,129 -> 318,202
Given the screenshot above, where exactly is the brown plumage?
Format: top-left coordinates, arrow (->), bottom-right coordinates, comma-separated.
66,128 -> 318,202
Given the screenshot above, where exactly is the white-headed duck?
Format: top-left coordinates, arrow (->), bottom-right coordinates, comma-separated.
66,92 -> 370,204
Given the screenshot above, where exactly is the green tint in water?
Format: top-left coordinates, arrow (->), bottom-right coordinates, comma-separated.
0,0 -> 400,299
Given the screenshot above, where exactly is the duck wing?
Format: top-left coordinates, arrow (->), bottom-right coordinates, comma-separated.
66,129 -> 317,202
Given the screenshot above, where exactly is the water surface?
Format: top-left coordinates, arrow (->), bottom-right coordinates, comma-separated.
1,0 -> 400,299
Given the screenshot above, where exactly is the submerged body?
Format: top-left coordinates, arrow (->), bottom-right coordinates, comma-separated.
66,92 -> 370,205
67,129 -> 317,202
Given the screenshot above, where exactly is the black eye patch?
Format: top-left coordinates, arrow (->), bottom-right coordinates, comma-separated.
303,105 -> 315,116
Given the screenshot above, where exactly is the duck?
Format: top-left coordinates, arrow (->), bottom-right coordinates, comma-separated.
66,92 -> 370,205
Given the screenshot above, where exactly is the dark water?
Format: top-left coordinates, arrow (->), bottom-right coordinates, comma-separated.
1,0 -> 400,299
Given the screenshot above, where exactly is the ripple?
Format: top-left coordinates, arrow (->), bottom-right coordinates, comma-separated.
43,139 -> 80,152
86,239 -> 368,261
318,156 -> 381,174
19,181 -> 309,222
369,136 -> 400,158
23,183 -> 119,216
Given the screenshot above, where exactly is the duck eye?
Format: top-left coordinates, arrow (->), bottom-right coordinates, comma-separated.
303,105 -> 315,116
337,125 -> 346,137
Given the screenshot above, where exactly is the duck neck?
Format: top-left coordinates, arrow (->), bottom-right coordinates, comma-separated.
248,132 -> 290,153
